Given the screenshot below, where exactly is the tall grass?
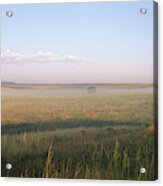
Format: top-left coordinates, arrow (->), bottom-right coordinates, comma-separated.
1,93 -> 156,180
1,127 -> 155,180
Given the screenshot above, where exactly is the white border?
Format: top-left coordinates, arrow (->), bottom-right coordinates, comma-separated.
0,0 -> 157,4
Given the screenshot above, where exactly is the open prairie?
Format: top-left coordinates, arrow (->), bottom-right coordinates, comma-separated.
1,84 -> 156,180
1,1 -> 157,180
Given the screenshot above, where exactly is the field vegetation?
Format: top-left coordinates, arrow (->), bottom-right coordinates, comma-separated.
1,84 -> 156,180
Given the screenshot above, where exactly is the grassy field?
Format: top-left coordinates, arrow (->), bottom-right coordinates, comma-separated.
1,84 -> 156,180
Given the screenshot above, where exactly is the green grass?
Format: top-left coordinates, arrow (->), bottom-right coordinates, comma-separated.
1,92 -> 156,180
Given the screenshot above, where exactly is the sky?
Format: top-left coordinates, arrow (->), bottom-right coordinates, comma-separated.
1,1 -> 154,84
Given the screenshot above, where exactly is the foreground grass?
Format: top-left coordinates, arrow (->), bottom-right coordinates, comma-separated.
1,93 -> 156,180
2,127 -> 155,180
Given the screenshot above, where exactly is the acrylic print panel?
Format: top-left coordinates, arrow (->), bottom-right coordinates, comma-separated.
1,1 -> 158,180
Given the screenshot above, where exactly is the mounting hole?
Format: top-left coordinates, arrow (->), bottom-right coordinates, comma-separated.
6,163 -> 12,170
140,8 -> 147,14
6,11 -> 13,17
140,167 -> 146,174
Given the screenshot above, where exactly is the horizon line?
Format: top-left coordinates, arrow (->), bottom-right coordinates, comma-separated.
1,81 -> 153,85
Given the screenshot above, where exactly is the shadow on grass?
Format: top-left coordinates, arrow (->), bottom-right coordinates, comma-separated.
1,119 -> 146,134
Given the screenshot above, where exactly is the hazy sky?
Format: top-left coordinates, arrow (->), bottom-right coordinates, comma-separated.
1,2 -> 154,83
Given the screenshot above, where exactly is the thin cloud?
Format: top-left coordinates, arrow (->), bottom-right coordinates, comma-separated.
1,50 -> 86,64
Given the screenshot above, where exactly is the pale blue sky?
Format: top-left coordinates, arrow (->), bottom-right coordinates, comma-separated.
1,1 -> 154,83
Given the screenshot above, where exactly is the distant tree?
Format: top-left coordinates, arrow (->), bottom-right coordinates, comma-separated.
87,86 -> 96,94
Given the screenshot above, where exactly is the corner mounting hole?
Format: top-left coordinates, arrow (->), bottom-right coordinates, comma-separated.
140,167 -> 146,174
6,163 -> 12,170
